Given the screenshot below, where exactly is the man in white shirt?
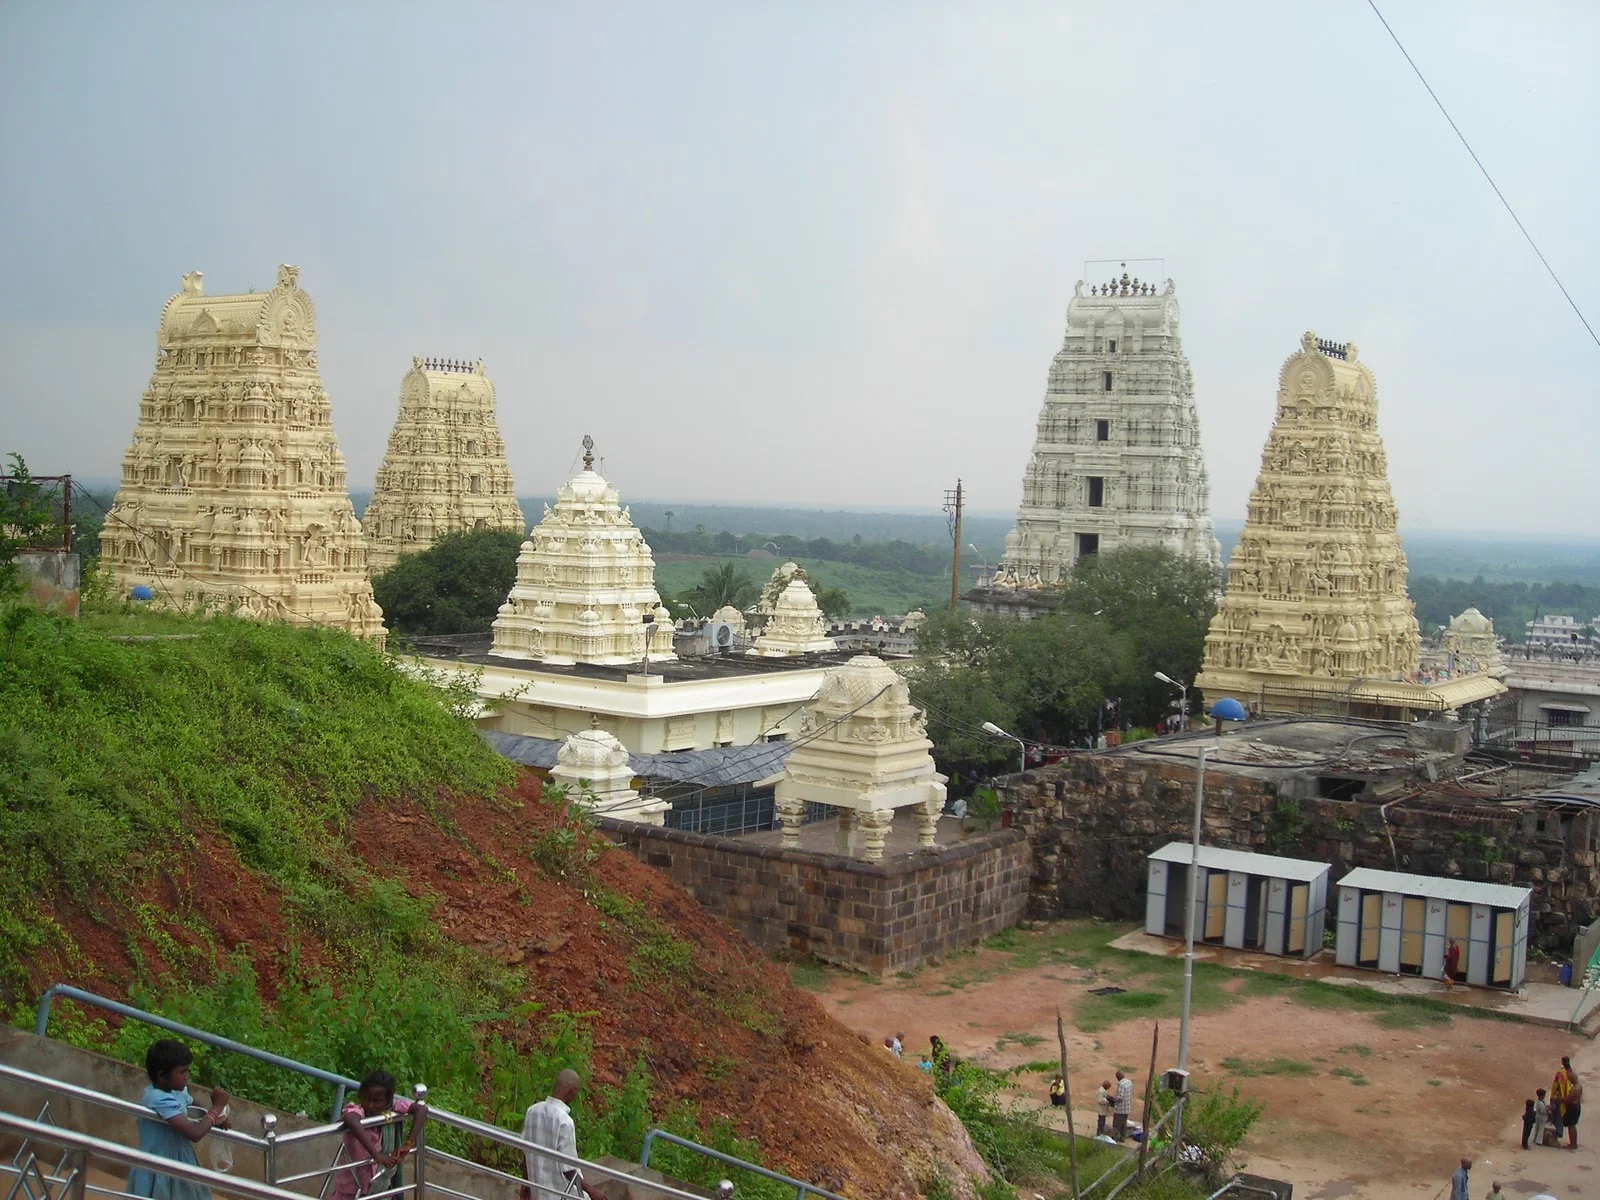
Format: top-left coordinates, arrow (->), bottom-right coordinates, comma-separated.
520,1071 -> 604,1200
1113,1071 -> 1135,1140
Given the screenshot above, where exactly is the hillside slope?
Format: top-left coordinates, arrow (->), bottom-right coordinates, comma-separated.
0,603 -> 984,1199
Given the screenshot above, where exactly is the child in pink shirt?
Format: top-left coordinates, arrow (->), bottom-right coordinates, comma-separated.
332,1070 -> 421,1200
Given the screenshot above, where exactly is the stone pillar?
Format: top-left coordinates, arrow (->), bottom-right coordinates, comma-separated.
915,796 -> 942,849
835,808 -> 858,856
858,809 -> 894,862
776,797 -> 806,849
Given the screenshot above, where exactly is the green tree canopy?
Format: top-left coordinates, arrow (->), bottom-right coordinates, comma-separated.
371,528 -> 524,635
679,561 -> 757,616
1058,545 -> 1220,726
906,607 -> 1130,776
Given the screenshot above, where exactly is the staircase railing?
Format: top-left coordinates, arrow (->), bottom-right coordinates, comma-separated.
16,988 -> 734,1200
639,1130 -> 846,1200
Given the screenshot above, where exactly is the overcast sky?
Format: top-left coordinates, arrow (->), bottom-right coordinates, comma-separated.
2,2 -> 1595,534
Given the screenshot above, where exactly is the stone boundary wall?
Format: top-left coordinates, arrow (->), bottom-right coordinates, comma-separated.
596,819 -> 1031,974
1003,754 -> 1600,951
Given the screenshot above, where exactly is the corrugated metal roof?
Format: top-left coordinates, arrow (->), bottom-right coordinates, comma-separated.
481,730 -> 794,787
1336,867 -> 1530,909
1148,842 -> 1329,882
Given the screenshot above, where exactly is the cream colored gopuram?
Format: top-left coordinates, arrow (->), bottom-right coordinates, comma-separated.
1196,333 -> 1501,716
362,357 -> 524,573
774,654 -> 947,861
749,577 -> 836,658
993,269 -> 1220,593
490,437 -> 675,666
99,267 -> 385,644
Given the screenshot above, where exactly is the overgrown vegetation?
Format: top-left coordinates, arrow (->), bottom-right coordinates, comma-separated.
0,600 -> 512,997
908,546 -> 1217,776
371,528 -> 525,636
1,453 -> 67,596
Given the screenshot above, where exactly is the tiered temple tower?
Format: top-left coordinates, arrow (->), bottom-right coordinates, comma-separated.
988,269 -> 1219,601
99,266 -> 385,643
490,437 -> 675,665
362,357 -> 525,573
1195,332 -> 1508,717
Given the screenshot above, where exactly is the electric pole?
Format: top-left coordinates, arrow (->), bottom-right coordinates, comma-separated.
943,479 -> 964,609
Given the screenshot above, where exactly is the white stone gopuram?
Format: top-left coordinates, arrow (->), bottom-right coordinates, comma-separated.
749,577 -> 836,657
990,268 -> 1220,598
99,266 -> 385,644
550,726 -> 668,825
1196,333 -> 1503,717
362,357 -> 525,573
774,655 -> 947,861
490,437 -> 675,666
1444,607 -> 1508,680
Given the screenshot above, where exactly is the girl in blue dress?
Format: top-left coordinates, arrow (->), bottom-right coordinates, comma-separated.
126,1039 -> 232,1200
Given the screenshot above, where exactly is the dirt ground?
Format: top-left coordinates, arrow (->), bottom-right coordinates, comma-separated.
810,923 -> 1599,1199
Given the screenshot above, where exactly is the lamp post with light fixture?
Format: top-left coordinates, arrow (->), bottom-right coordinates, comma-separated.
981,720 -> 1027,774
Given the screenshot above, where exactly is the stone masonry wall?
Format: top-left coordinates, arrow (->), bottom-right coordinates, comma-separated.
1003,753 -> 1600,951
596,818 -> 1031,974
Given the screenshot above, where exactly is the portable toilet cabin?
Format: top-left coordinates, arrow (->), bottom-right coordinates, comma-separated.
1145,843 -> 1330,959
1334,868 -> 1530,989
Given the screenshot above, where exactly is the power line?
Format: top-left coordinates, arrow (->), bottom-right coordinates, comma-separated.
1366,0 -> 1599,350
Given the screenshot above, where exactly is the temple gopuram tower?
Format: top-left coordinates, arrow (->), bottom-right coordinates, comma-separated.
1195,332 -> 1502,717
362,357 -> 525,573
977,268 -> 1219,615
99,267 -> 385,644
490,437 -> 675,666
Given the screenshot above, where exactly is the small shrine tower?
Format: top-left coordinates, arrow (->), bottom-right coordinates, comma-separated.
489,437 -> 674,665
98,266 -> 385,643
362,357 -> 525,573
774,655 -> 947,861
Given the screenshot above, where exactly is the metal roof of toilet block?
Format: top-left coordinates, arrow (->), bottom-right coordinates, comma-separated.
1336,867 -> 1530,910
1148,842 -> 1330,882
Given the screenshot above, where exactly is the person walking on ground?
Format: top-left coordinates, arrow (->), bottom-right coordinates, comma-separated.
520,1070 -> 604,1200
1562,1059 -> 1583,1151
1551,1060 -> 1574,1145
1113,1071 -> 1134,1140
1096,1080 -> 1114,1138
1048,1074 -> 1065,1108
1523,1098 -> 1537,1150
1443,939 -> 1462,990
1533,1089 -> 1551,1147
1486,1181 -> 1505,1200
1450,1157 -> 1471,1200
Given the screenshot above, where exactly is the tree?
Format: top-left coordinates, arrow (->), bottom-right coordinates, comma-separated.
663,510 -> 674,532
1,454 -> 63,597
906,607 -> 1130,776
370,528 -> 524,635
815,585 -> 851,620
1058,545 -> 1220,727
681,561 -> 757,614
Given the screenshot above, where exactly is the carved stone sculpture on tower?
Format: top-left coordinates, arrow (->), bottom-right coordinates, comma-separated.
362,357 -> 525,573
773,655 -> 947,861
1196,332 -> 1423,702
991,270 -> 1220,595
490,437 -> 675,665
550,726 -> 669,825
99,266 -> 386,645
749,578 -> 837,657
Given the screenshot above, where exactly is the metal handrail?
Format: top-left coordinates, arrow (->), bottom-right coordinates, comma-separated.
639,1130 -> 844,1200
34,986 -> 359,1121
0,1110 -> 310,1200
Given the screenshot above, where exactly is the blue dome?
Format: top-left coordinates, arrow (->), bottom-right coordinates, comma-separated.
1209,697 -> 1248,722
130,585 -> 153,601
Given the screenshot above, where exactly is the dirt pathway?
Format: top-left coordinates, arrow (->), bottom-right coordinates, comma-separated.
807,922 -> 1594,1199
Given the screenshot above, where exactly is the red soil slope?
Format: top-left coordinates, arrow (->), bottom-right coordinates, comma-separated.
23,773 -> 985,1200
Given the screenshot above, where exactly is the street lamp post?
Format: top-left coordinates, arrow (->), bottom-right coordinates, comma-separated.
981,721 -> 1027,774
1154,670 -> 1187,731
967,544 -> 990,585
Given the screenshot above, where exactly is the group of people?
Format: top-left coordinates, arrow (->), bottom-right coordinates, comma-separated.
1519,1055 -> 1583,1152
126,1039 -> 604,1200
884,1030 -> 953,1077
1046,1069 -> 1136,1141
